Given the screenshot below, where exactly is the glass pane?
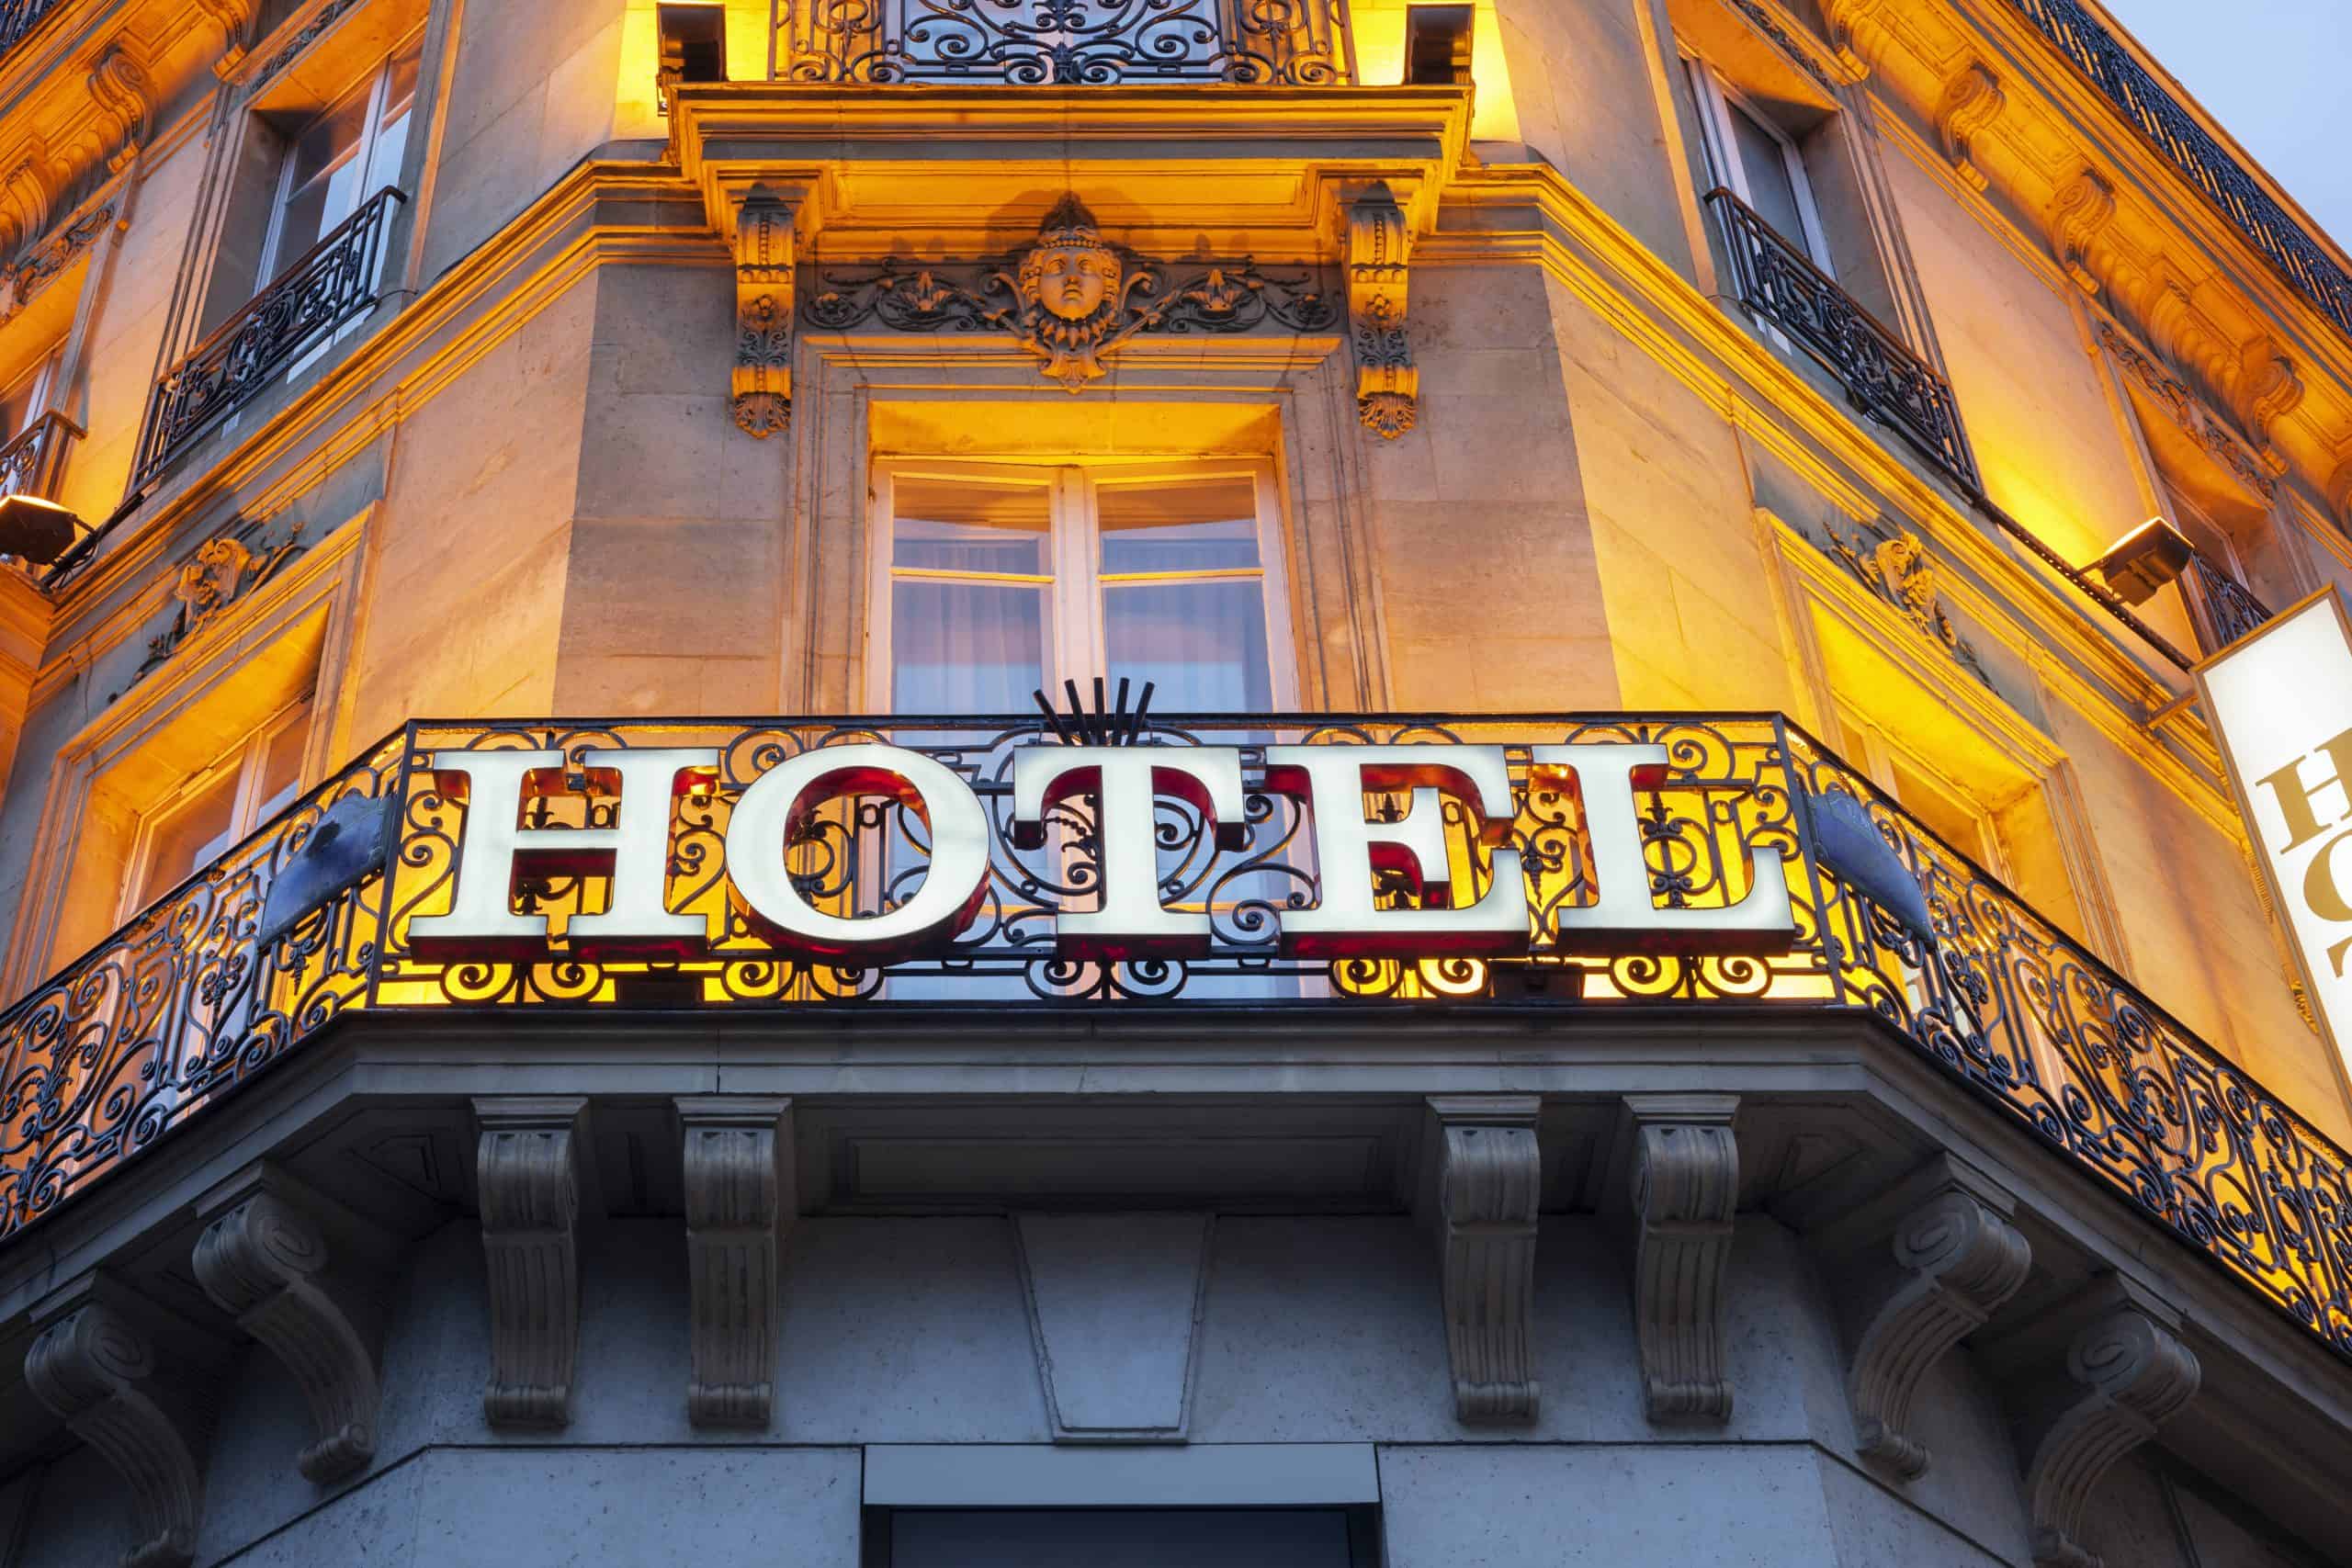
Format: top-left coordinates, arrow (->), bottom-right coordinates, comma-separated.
890,1509 -> 1356,1568
0,355 -> 43,442
248,706 -> 311,828
1729,102 -> 1810,254
1103,579 -> 1272,713
364,50 -> 422,197
1097,477 -> 1262,572
891,480 -> 1051,575
890,579 -> 1048,714
140,768 -> 243,908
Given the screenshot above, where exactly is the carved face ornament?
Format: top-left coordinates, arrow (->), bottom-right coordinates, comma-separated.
1009,197 -> 1147,391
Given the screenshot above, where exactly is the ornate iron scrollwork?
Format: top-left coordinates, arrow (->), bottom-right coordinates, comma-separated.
130,186 -> 404,492
775,0 -> 1350,84
2008,0 -> 2352,343
805,196 -> 1339,391
8,710 -> 2352,1393
1706,187 -> 1979,493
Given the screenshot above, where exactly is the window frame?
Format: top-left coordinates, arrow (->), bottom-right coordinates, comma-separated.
1833,705 -> 2012,881
1682,54 -> 1835,269
118,693 -> 314,921
255,47 -> 419,288
863,455 -> 1299,716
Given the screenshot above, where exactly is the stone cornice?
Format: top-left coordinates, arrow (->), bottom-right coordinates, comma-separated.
1827,0 -> 2352,528
668,83 -> 1474,259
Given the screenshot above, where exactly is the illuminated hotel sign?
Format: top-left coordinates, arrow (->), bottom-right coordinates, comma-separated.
2198,590 -> 2352,1083
407,739 -> 1801,964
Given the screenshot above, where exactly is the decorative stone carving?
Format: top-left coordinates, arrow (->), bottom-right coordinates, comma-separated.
678,1096 -> 794,1429
2097,323 -> 2277,499
0,148 -> 53,261
474,1097 -> 587,1429
24,1283 -> 207,1568
730,191 -> 797,438
2232,333 -> 2302,472
2017,1284 -> 2200,1568
1727,0 -> 1836,90
2048,169 -> 2113,296
1346,182 -> 1417,439
190,0 -> 254,68
249,0 -> 361,90
85,44 -> 155,173
1427,1094 -> 1542,1422
1843,1168 -> 2030,1478
2144,276 -> 2231,392
1934,62 -> 2004,193
1818,0 -> 1894,78
1006,194 -> 1150,390
804,204 -> 1338,394
139,527 -> 301,674
1823,517 -> 1992,684
3,202 -> 113,322
1623,1093 -> 1737,1423
191,1164 -> 384,1483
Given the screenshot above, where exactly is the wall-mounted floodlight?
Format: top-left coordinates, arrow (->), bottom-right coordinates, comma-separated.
2087,516 -> 2194,606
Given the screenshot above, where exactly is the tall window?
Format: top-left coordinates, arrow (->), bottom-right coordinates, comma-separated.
0,339 -> 62,493
259,43 -> 419,285
1682,58 -> 1832,266
122,695 -> 311,917
868,459 -> 1295,715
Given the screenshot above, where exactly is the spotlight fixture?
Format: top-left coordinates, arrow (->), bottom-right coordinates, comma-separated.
2086,516 -> 2194,606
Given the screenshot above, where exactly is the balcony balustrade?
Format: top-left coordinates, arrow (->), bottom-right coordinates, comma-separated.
1705,187 -> 1982,494
2181,548 -> 2274,654
130,186 -> 406,496
0,0 -> 62,59
771,0 -> 1352,85
0,710 -> 2347,1371
2008,0 -> 2352,343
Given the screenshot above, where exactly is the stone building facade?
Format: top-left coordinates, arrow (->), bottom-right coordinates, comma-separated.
0,0 -> 2347,1563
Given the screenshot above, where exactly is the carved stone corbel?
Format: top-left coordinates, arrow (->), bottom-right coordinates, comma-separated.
2144,276 -> 2230,391
1346,182 -> 1417,440
0,148 -> 52,259
1934,62 -> 2004,193
1622,1094 -> 1737,1422
191,1163 -> 387,1483
2048,170 -> 2115,296
474,1097 -> 588,1429
2233,333 -> 2303,471
24,1280 -> 209,1568
1835,1157 -> 2030,1479
1424,1094 -> 1542,1422
730,192 -> 797,438
2003,1280 -> 2200,1568
189,0 -> 254,69
1819,0 -> 1894,78
678,1096 -> 794,1429
85,43 -> 154,173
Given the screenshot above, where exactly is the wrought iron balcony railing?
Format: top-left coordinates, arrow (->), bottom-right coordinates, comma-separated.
2008,0 -> 2352,342
130,186 -> 405,495
3,711 -> 2349,1368
771,0 -> 1351,84
2182,549 -> 2273,655
0,0 -> 64,59
1705,188 -> 1982,494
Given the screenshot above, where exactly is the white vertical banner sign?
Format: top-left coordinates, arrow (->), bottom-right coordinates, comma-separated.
2197,589 -> 2352,1084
